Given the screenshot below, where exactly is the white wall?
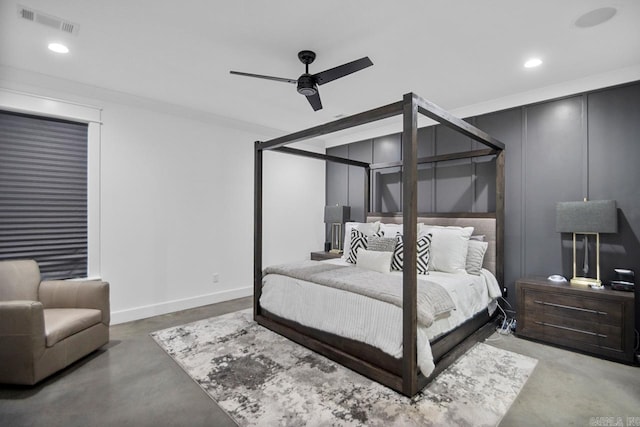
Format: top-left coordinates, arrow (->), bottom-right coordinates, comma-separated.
262,146 -> 326,268
0,71 -> 326,324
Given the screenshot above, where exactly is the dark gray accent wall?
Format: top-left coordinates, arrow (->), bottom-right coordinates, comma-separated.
417,127 -> 435,212
586,84 -> 640,313
349,140 -> 373,222
326,81 -> 640,308
474,108 -> 522,302
373,134 -> 402,214
326,144 -> 348,207
524,96 -> 584,277
434,126 -> 474,212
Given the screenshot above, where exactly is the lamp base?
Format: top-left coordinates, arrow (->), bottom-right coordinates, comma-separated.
570,277 -> 601,288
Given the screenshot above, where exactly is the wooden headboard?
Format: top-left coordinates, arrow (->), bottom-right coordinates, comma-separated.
366,213 -> 497,276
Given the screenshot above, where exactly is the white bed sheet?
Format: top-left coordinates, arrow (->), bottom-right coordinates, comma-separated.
260,258 -> 500,377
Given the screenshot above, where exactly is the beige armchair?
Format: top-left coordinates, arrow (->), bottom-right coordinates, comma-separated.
0,260 -> 110,385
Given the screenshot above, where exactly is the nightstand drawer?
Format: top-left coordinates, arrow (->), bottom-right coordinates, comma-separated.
526,317 -> 623,351
524,289 -> 622,326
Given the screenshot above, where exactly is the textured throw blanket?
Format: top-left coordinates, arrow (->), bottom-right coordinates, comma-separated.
263,261 -> 455,327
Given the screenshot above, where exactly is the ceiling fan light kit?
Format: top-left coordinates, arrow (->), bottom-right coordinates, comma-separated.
230,50 -> 373,111
296,75 -> 317,96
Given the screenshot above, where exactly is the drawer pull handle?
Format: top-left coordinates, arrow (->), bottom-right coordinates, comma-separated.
534,321 -> 608,338
533,300 -> 607,315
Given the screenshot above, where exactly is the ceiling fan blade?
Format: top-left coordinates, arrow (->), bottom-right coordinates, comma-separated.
229,71 -> 297,84
313,57 -> 373,85
306,92 -> 323,111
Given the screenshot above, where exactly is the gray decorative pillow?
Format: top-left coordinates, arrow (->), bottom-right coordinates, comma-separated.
465,240 -> 488,275
367,236 -> 397,252
346,229 -> 384,264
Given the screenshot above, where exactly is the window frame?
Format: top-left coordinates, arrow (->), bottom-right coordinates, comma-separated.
0,88 -> 102,279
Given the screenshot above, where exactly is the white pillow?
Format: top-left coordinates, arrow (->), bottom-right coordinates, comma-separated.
466,240 -> 488,275
342,221 -> 380,259
380,223 -> 402,237
379,223 -> 424,236
356,248 -> 392,274
422,225 -> 474,273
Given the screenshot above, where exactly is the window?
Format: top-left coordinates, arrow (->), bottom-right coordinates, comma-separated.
0,110 -> 88,279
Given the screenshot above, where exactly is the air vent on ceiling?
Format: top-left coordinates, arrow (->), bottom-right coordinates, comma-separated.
17,5 -> 79,35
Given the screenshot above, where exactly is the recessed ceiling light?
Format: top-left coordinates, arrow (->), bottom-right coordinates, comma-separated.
575,7 -> 617,28
48,42 -> 69,54
524,58 -> 542,68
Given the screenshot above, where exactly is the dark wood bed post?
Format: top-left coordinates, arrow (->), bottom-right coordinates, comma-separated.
364,166 -> 371,216
254,141 -> 263,320
496,150 -> 505,287
401,93 -> 419,396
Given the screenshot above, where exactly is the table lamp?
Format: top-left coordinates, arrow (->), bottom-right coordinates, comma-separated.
324,205 -> 350,253
556,199 -> 617,288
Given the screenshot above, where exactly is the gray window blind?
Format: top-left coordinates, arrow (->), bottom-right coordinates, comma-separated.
0,110 -> 88,280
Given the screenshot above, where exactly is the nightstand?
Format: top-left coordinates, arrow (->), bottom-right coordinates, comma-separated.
310,251 -> 342,261
516,277 -> 635,364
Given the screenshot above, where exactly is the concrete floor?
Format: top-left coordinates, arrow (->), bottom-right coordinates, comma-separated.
1,297 -> 638,426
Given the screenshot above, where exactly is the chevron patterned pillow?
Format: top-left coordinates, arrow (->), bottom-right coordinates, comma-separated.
417,233 -> 432,274
391,232 -> 432,274
391,233 -> 404,271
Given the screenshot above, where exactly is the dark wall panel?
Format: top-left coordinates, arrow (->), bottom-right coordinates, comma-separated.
476,108 -> 523,301
326,145 -> 348,241
587,84 -> 640,287
373,134 -> 402,212
524,96 -> 584,277
348,140 -> 373,222
473,157 -> 496,212
435,123 -> 473,155
434,125 -> 473,212
374,134 -> 402,162
326,145 -> 348,206
417,127 -> 435,212
418,127 -> 435,158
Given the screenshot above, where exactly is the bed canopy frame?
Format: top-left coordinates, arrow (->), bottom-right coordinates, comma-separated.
254,92 -> 505,397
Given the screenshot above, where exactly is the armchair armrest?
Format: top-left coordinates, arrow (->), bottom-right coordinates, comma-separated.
39,280 -> 110,326
0,301 -> 46,385
0,300 -> 45,336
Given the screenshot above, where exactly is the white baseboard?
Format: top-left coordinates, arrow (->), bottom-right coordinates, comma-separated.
110,286 -> 253,325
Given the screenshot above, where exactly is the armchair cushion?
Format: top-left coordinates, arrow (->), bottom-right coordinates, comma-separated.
43,309 -> 102,347
39,280 -> 110,325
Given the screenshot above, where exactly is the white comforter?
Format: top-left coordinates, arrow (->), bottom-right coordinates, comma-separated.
260,258 -> 501,377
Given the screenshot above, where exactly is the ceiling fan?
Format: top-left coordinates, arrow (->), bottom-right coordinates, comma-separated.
230,50 -> 373,111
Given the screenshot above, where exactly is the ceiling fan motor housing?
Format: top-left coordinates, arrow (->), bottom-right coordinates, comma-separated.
297,74 -> 317,96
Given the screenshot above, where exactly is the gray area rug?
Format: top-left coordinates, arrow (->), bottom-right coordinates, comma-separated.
151,310 -> 537,427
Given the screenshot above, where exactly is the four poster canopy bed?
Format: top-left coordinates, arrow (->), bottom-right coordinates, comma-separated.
254,93 -> 506,397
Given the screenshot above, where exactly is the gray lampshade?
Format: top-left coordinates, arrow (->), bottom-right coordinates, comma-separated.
556,200 -> 617,233
324,205 -> 350,224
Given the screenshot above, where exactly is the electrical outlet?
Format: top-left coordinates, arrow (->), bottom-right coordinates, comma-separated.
212,273 -> 219,284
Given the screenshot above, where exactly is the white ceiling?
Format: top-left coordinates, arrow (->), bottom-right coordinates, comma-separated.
1,0 -> 640,145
